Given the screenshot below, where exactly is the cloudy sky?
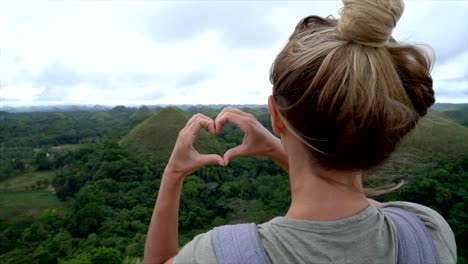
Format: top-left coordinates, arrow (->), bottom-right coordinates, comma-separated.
0,0 -> 467,106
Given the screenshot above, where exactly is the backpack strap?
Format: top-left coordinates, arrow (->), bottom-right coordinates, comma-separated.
212,223 -> 271,264
383,207 -> 441,264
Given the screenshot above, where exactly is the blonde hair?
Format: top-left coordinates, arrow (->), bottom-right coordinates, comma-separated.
270,0 -> 434,172
338,0 -> 404,47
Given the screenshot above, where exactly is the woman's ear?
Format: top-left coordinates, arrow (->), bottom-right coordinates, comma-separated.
268,95 -> 285,134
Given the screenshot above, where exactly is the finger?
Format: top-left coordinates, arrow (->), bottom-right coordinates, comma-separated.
223,144 -> 248,165
206,119 -> 216,134
184,114 -> 216,134
184,117 -> 215,143
215,107 -> 245,134
186,115 -> 213,131
215,107 -> 253,127
215,111 -> 252,134
197,154 -> 225,167
186,113 -> 212,127
223,107 -> 255,118
186,113 -> 216,134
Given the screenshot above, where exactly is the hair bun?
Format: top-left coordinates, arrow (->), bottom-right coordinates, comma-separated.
337,0 -> 404,47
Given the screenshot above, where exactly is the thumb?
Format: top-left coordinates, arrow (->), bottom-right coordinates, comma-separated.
223,145 -> 247,166
198,154 -> 225,167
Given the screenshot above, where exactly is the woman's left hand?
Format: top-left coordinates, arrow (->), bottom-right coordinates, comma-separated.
165,113 -> 224,180
214,107 -> 287,169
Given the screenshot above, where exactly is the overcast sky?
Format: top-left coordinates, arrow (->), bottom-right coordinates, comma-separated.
0,0 -> 467,106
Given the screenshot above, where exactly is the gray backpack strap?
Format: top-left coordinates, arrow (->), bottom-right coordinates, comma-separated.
212,223 -> 271,264
383,207 -> 441,264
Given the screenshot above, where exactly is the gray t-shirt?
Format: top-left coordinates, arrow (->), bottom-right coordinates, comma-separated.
174,202 -> 457,264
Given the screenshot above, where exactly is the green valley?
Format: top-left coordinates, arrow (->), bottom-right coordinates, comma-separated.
0,104 -> 467,263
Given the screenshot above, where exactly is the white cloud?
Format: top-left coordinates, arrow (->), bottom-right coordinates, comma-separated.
0,0 -> 466,106
433,51 -> 468,81
435,79 -> 468,103
0,83 -> 43,101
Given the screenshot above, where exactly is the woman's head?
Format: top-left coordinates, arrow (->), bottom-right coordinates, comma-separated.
270,0 -> 434,172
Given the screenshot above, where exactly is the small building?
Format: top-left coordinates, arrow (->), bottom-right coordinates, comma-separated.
48,146 -> 63,154
47,184 -> 56,194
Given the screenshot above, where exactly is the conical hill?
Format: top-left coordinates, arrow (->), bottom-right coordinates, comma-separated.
398,111 -> 468,160
120,107 -> 224,162
130,106 -> 155,124
371,111 -> 468,182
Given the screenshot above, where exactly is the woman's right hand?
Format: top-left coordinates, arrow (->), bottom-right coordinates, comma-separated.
214,107 -> 288,170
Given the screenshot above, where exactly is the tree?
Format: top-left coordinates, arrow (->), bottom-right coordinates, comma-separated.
35,152 -> 50,170
90,247 -> 122,264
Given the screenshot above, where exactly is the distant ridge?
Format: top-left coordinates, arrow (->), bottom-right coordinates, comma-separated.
120,107 -> 224,162
2,103 -> 465,114
439,104 -> 468,127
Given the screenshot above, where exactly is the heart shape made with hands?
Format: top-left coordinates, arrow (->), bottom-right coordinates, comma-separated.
187,107 -> 275,167
168,107 -> 281,176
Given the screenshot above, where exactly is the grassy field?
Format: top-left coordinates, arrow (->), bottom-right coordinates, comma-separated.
0,170 -> 55,192
0,191 -> 65,222
0,170 -> 67,222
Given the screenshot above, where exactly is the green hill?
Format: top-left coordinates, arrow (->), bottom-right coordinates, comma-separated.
399,111 -> 468,159
91,112 -> 112,122
432,103 -> 468,111
120,107 -> 225,162
440,104 -> 468,127
370,111 -> 468,187
129,106 -> 155,124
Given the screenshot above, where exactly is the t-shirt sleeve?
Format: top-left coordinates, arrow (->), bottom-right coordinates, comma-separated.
381,201 -> 457,264
173,230 -> 218,264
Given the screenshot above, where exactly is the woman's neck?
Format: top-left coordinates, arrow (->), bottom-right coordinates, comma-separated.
284,145 -> 369,221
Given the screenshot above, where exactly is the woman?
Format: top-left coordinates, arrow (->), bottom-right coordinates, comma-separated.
144,0 -> 457,263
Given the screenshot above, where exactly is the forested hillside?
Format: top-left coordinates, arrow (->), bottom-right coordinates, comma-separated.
440,104 -> 468,127
0,105 -> 467,263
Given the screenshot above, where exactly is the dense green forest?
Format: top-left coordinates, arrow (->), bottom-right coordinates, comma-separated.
0,104 -> 467,263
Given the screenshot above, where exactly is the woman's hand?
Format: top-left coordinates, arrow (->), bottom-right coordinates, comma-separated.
215,107 -> 288,170
145,114 -> 224,264
165,113 -> 224,179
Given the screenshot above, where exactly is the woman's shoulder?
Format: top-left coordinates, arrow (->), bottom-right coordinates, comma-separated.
381,201 -> 454,235
381,201 -> 457,263
174,230 -> 217,264
382,201 -> 447,225
174,222 -> 274,264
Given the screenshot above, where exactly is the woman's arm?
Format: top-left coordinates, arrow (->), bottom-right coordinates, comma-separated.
144,114 -> 224,264
144,172 -> 183,264
145,108 -> 287,263
214,107 -> 289,171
